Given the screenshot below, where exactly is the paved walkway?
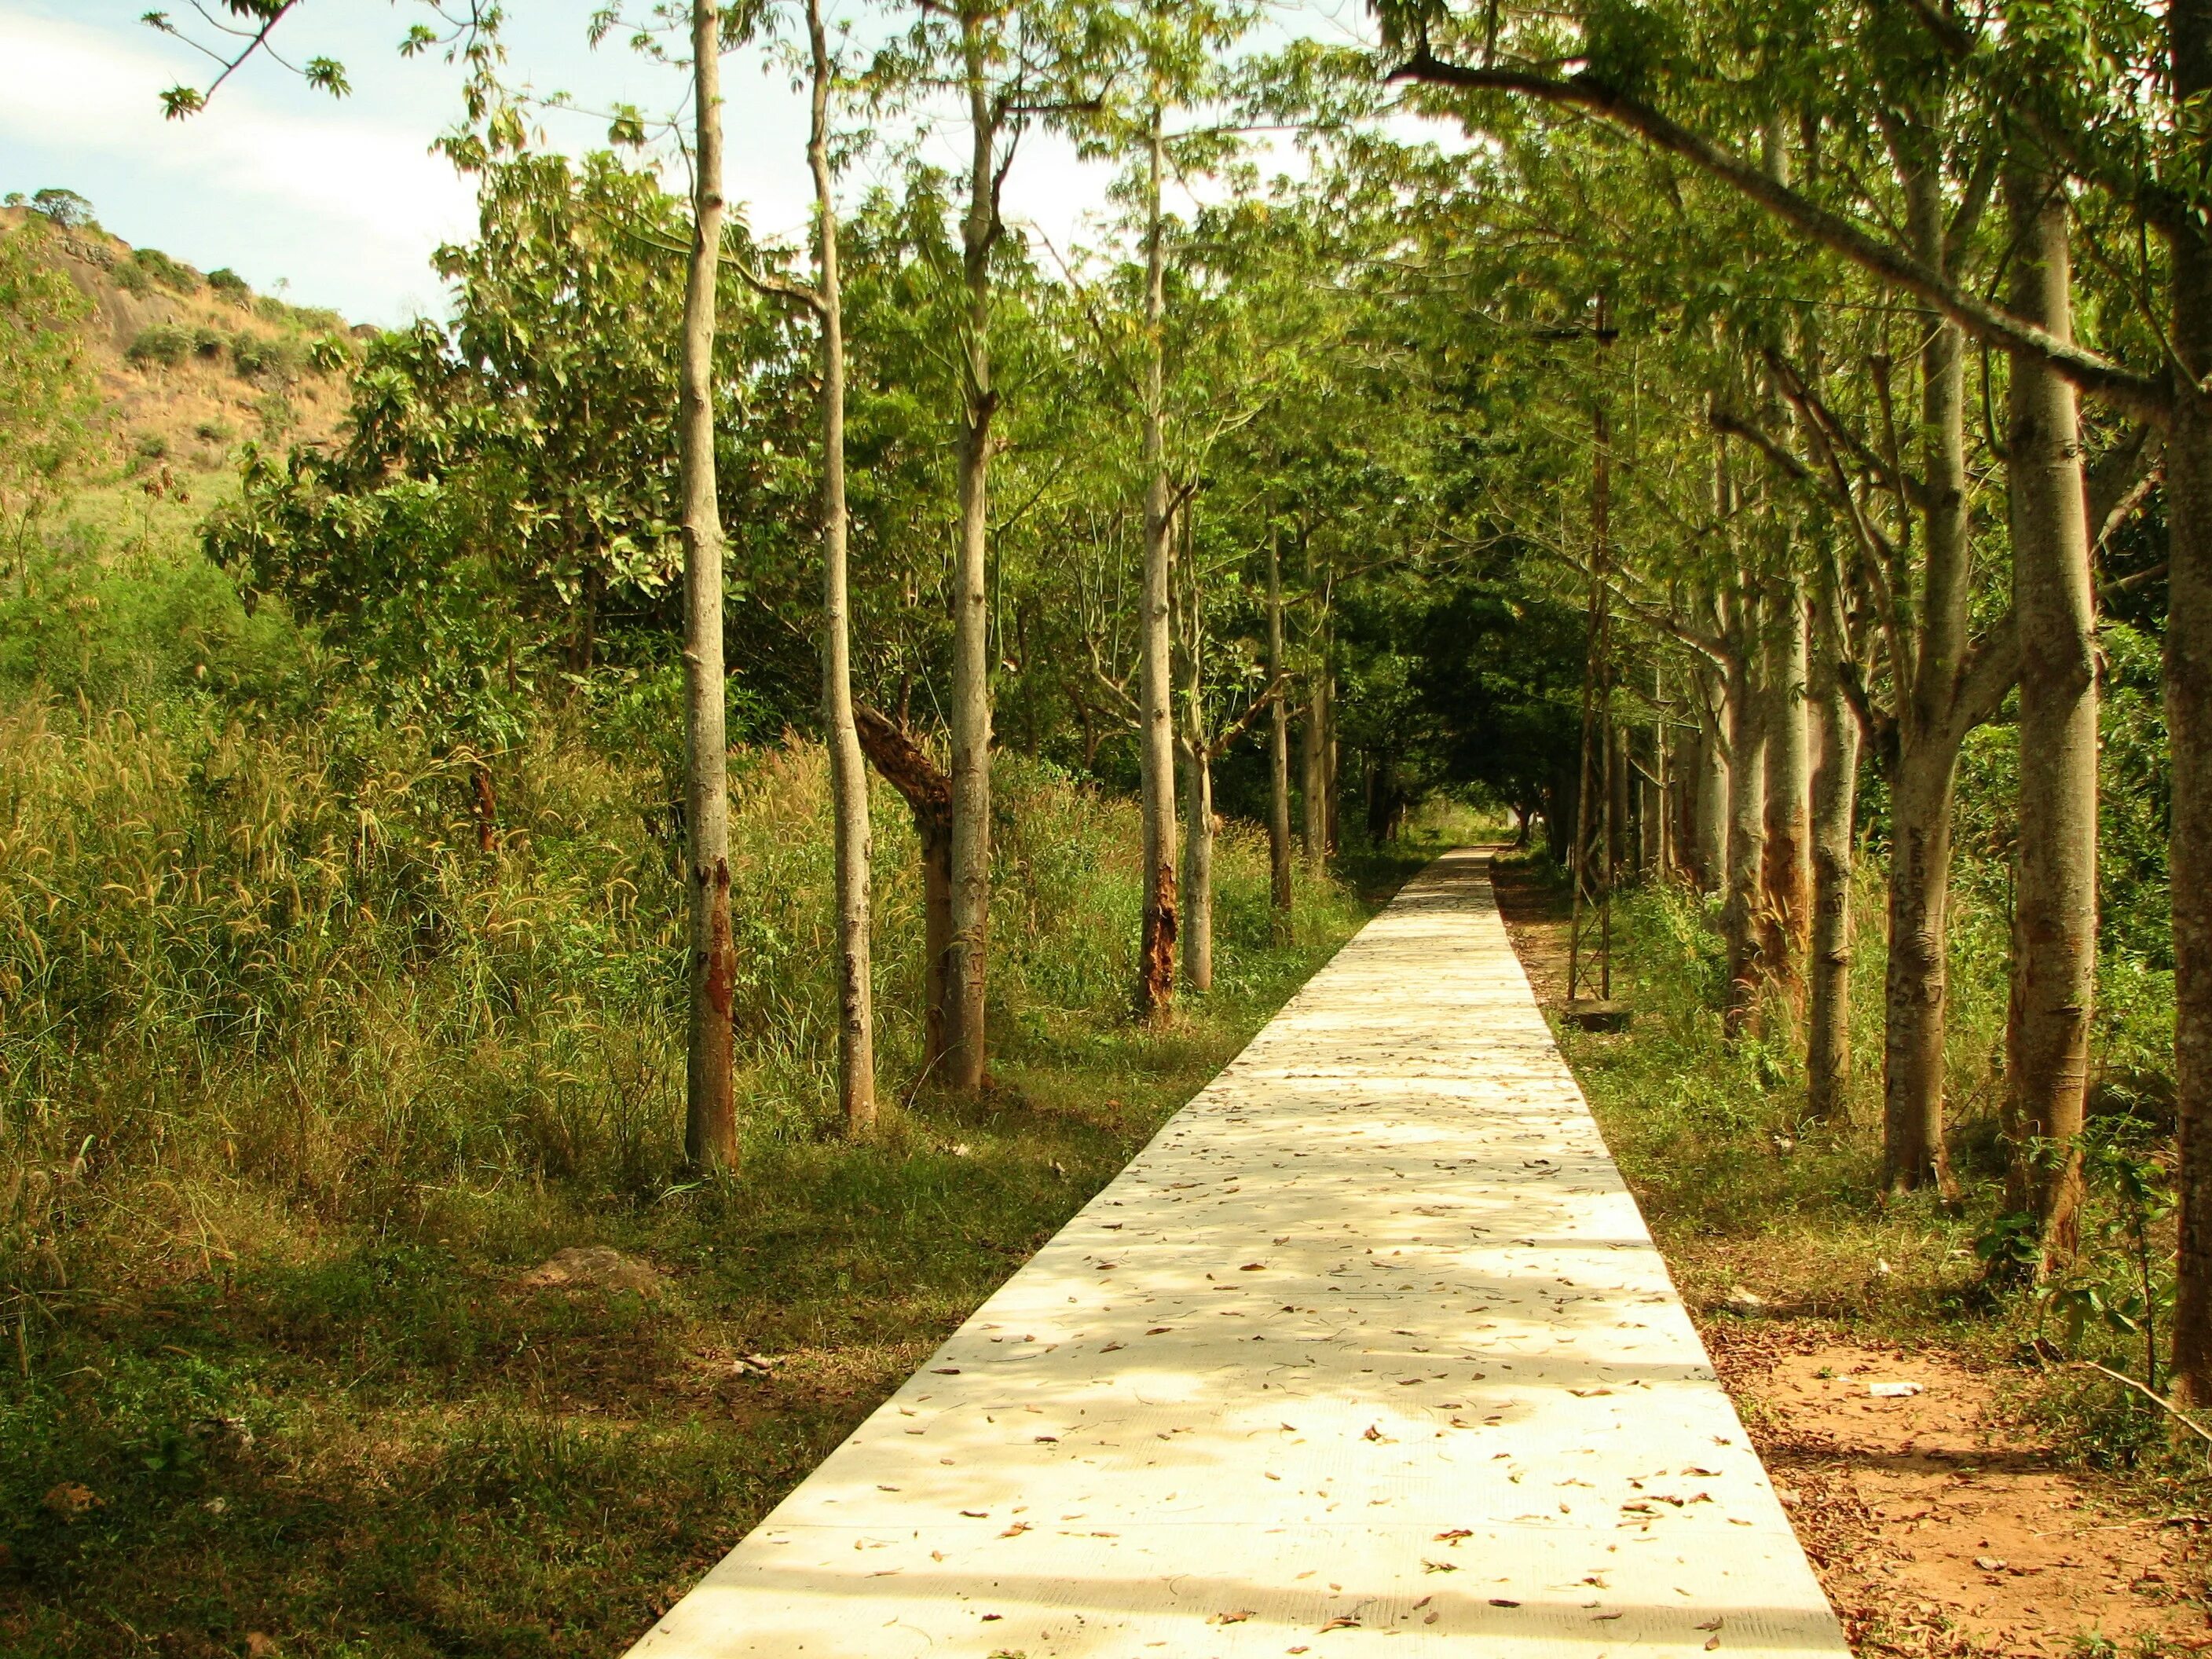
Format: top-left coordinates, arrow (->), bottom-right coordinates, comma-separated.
628,850 -> 1849,1658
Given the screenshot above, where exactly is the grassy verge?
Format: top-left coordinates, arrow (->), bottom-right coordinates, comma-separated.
1512,847 -> 2204,1493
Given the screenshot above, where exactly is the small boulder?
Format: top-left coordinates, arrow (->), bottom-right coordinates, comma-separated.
519,1246 -> 663,1296
1718,1285 -> 1767,1317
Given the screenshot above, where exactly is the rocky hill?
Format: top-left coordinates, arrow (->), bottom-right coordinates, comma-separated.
2,202 -> 363,485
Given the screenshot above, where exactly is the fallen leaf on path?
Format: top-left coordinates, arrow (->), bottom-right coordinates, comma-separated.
1208,1610 -> 1256,1624
1319,1615 -> 1361,1632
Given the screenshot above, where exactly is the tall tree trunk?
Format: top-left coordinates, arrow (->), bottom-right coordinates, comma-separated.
680,0 -> 737,1171
1300,558 -> 1327,872
1761,577 -> 1813,1006
1723,617 -> 1767,1034
2000,164 -> 2094,1263
852,706 -> 952,1078
1266,532 -> 1294,929
1881,156 -> 1976,1196
1807,594 -> 1859,1122
2167,0 -> 2212,1404
1692,668 -> 1730,893
1135,107 -> 1177,1020
1323,645 -> 1340,855
946,3 -> 997,1090
808,0 -> 874,1134
1884,740 -> 1960,1190
1177,507 -> 1214,994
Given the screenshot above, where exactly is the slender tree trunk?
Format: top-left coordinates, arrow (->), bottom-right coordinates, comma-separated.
1761,577 -> 1813,1006
946,5 -> 997,1090
1881,157 -> 1976,1197
1998,165 -> 2094,1262
1176,506 -> 1213,994
679,0 -> 737,1171
808,0 -> 874,1134
1884,740 -> 1960,1190
1300,562 -> 1327,871
1807,596 -> 1859,1122
1266,533 -> 1294,928
1693,668 -> 1730,893
1134,108 -> 1177,1020
2167,0 -> 2212,1404
1321,639 -> 1339,855
852,705 -> 952,1077
1723,621 -> 1767,1034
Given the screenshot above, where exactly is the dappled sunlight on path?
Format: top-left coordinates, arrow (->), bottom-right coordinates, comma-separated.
626,849 -> 1848,1657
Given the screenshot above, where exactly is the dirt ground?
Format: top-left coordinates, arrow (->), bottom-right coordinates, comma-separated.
1489,853 -> 2212,1657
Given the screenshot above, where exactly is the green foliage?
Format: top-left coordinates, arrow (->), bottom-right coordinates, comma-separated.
207,266 -> 251,302
126,246 -> 202,294
27,188 -> 93,229
125,323 -> 192,367
206,149 -> 814,749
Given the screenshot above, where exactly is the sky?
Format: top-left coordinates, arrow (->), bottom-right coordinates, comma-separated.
0,0 -> 1390,328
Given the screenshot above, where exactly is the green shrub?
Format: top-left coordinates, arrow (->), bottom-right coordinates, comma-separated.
229,331 -> 303,380
207,266 -> 250,302
112,258 -> 152,295
128,247 -> 200,294
124,323 -> 192,367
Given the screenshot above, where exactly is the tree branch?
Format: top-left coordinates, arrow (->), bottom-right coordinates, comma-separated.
1386,53 -> 2170,421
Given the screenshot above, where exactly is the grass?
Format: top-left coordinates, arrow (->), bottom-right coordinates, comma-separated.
0,525 -> 1422,1656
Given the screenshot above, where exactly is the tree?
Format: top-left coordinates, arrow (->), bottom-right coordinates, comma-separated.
676,0 -> 738,1170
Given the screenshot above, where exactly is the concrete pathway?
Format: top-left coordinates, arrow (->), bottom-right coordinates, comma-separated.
627,850 -> 1849,1658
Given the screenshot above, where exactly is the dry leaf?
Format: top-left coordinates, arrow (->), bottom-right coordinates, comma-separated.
1208,1610 -> 1257,1625
1319,1615 -> 1361,1632
42,1483 -> 100,1521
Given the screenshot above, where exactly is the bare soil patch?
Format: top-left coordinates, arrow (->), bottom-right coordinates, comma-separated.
1712,1323 -> 2208,1656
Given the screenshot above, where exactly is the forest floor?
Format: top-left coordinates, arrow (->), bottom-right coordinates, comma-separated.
1491,855 -> 2212,1659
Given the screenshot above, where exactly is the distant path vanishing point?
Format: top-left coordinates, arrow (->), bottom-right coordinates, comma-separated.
625,848 -> 1850,1658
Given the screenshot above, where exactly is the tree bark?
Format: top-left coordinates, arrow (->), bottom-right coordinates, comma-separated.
1807,595 -> 1859,1122
1135,107 -> 1177,1020
1691,667 -> 1730,894
1998,164 -> 2095,1262
680,0 -> 737,1171
808,0 -> 875,1135
946,2 -> 997,1090
1723,607 -> 1767,1034
1176,504 -> 1213,994
1266,532 -> 1294,928
1760,577 -> 1813,1005
2167,0 -> 2212,1403
853,705 -> 953,1076
1883,739 -> 1959,1191
1880,153 -> 1976,1197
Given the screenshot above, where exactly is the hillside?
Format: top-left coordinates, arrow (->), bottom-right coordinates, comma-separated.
0,203 -> 360,485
